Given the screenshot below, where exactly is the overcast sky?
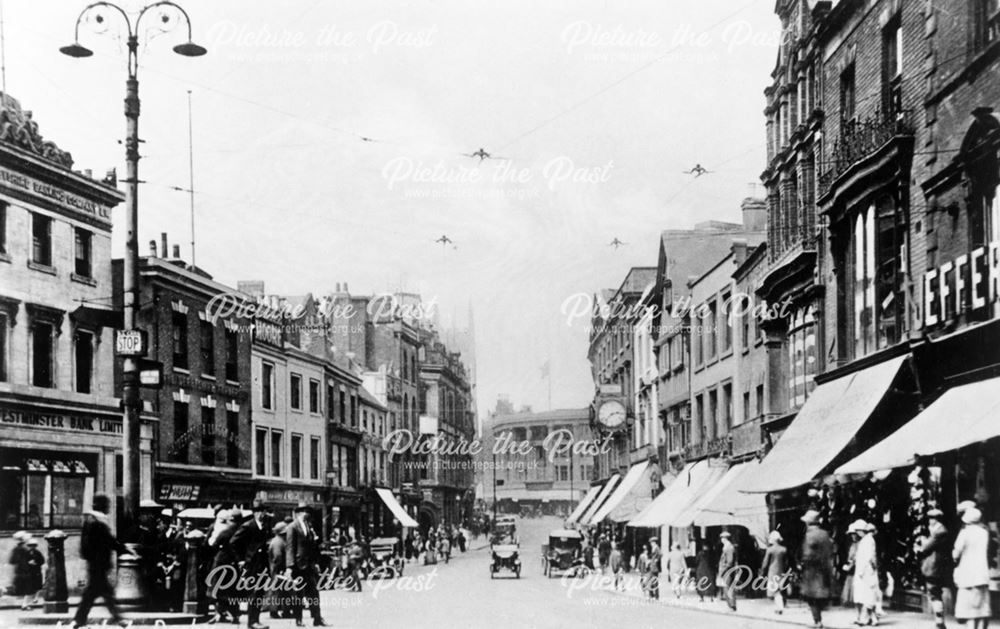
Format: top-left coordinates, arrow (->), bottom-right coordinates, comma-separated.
5,0 -> 778,416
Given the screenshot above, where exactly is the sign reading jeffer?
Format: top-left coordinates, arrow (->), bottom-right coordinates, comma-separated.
922,241 -> 1000,328
115,329 -> 146,356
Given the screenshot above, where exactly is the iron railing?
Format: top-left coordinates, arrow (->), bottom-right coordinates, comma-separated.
821,109 -> 914,191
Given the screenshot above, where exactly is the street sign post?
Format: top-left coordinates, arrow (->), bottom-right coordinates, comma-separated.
115,329 -> 147,356
138,359 -> 163,388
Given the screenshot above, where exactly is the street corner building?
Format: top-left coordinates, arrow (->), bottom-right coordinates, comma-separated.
0,93 -> 130,592
112,236 -> 256,513
480,405 -> 595,518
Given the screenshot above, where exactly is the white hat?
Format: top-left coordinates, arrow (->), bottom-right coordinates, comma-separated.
848,519 -> 869,534
962,508 -> 982,525
768,531 -> 783,544
800,509 -> 820,524
957,500 -> 977,515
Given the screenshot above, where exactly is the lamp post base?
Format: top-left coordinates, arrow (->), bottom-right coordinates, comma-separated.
114,544 -> 147,611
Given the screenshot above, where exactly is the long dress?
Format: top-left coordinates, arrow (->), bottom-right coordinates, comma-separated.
953,524 -> 992,620
760,543 -> 790,597
852,534 -> 879,608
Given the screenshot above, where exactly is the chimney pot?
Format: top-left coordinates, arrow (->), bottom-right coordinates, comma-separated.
161,233 -> 168,259
344,283 -> 349,293
336,283 -> 341,292
149,240 -> 157,257
172,244 -> 181,258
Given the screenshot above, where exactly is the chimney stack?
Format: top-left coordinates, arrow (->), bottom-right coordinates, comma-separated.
161,233 -> 168,259
740,197 -> 767,231
149,240 -> 157,257
172,244 -> 181,259
732,238 -> 749,266
335,283 -> 341,292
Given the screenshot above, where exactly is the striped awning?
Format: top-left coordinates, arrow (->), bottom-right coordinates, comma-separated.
565,485 -> 601,525
577,474 -> 620,526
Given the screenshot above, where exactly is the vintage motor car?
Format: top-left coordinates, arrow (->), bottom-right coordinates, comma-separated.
490,514 -> 518,544
542,529 -> 583,578
368,537 -> 405,578
490,543 -> 521,579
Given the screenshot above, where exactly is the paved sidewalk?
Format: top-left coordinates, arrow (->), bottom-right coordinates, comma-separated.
595,573 -> 938,629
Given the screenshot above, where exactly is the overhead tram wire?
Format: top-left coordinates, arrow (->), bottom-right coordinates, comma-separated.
144,181 -> 413,239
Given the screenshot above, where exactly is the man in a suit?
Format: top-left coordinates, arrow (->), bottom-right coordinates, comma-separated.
916,508 -> 950,629
284,503 -> 327,627
231,500 -> 272,629
72,494 -> 133,629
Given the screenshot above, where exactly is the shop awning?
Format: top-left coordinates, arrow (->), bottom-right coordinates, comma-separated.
836,375 -> 1000,475
577,474 -> 620,526
740,355 -> 908,493
71,305 -> 123,329
692,460 -> 770,545
591,460 -> 657,524
375,487 -> 418,528
627,460 -> 727,528
566,485 -> 601,525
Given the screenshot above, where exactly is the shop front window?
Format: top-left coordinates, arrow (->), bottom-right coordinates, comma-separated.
0,449 -> 95,530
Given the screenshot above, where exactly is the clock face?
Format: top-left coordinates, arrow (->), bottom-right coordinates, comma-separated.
598,400 -> 626,428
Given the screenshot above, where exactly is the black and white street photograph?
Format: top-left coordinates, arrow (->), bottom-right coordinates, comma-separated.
1,0 -> 999,627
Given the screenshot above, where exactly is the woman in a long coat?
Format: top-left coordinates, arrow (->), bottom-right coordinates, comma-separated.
760,531 -> 791,613
694,541 -> 717,601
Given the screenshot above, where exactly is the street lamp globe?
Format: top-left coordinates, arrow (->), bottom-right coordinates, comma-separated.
173,41 -> 207,57
59,42 -> 93,57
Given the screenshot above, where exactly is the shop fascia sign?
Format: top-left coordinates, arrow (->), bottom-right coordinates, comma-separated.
0,165 -> 113,226
922,240 -> 1000,328
0,403 -> 122,434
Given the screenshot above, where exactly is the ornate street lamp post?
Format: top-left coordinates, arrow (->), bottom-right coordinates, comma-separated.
61,0 -> 205,605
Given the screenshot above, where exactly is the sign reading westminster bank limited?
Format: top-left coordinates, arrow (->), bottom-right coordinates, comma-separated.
0,403 -> 123,434
0,165 -> 113,225
923,240 -> 1000,328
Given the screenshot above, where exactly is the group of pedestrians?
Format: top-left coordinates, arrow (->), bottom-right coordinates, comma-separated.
580,499 -> 994,629
6,530 -> 45,610
62,496 -> 331,629
405,524 -> 466,565
795,501 -> 993,629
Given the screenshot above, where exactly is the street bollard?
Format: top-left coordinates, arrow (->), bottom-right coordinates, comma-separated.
182,529 -> 205,615
42,530 -> 68,614
115,542 -> 147,611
